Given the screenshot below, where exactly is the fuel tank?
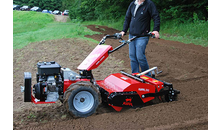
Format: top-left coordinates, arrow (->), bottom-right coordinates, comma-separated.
77,45 -> 113,71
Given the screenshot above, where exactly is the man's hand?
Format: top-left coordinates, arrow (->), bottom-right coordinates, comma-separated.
119,31 -> 125,37
152,31 -> 160,39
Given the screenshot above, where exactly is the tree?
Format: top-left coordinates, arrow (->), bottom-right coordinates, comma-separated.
151,0 -> 208,21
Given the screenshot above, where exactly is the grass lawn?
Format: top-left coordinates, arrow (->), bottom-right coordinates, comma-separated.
13,11 -> 208,49
13,11 -> 99,49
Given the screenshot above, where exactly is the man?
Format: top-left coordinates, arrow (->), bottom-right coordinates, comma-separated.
120,0 -> 160,76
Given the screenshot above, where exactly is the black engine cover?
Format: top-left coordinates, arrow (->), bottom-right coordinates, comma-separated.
37,61 -> 61,76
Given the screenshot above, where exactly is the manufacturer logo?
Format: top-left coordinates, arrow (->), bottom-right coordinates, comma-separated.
123,97 -> 133,106
138,88 -> 150,92
96,56 -> 105,65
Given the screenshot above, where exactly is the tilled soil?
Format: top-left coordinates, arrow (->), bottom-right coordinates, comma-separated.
13,25 -> 208,130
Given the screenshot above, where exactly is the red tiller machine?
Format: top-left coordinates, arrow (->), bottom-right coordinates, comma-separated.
22,33 -> 180,117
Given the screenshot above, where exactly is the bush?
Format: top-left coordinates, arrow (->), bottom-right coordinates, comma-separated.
69,0 -> 130,21
69,0 -> 97,21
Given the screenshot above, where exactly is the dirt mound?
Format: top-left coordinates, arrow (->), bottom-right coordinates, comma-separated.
54,15 -> 70,22
13,25 -> 208,129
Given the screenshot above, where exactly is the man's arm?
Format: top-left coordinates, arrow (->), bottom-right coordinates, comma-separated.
121,3 -> 133,36
149,1 -> 160,38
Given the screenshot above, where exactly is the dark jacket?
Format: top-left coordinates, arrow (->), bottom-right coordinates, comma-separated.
122,0 -> 160,36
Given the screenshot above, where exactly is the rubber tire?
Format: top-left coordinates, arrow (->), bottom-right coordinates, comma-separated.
34,83 -> 45,101
63,81 -> 101,118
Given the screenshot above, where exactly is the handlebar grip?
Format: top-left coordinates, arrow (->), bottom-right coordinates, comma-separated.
114,33 -> 122,39
149,32 -> 155,38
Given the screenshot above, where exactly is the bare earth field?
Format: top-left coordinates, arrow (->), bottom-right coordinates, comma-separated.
13,25 -> 208,130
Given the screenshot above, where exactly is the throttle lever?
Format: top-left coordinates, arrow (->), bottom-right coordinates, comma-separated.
119,40 -> 126,43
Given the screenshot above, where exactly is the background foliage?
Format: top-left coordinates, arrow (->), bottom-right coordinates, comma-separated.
67,0 -> 208,22
13,0 -> 208,22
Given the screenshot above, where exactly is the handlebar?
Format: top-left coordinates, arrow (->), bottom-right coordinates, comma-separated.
99,32 -> 155,54
99,33 -> 122,45
120,32 -> 155,43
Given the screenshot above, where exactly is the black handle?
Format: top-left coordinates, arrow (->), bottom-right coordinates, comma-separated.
108,42 -> 127,54
102,32 -> 155,53
99,33 -> 122,45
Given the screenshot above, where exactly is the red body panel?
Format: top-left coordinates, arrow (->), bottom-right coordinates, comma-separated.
77,45 -> 113,70
63,79 -> 90,93
109,104 -> 123,112
139,75 -> 164,92
96,73 -> 165,111
97,73 -> 163,103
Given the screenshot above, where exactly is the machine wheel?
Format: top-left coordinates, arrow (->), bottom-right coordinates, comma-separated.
63,81 -> 101,118
33,83 -> 45,101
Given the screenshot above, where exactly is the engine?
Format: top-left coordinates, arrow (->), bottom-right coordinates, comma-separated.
33,61 -> 63,102
22,61 -> 81,102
